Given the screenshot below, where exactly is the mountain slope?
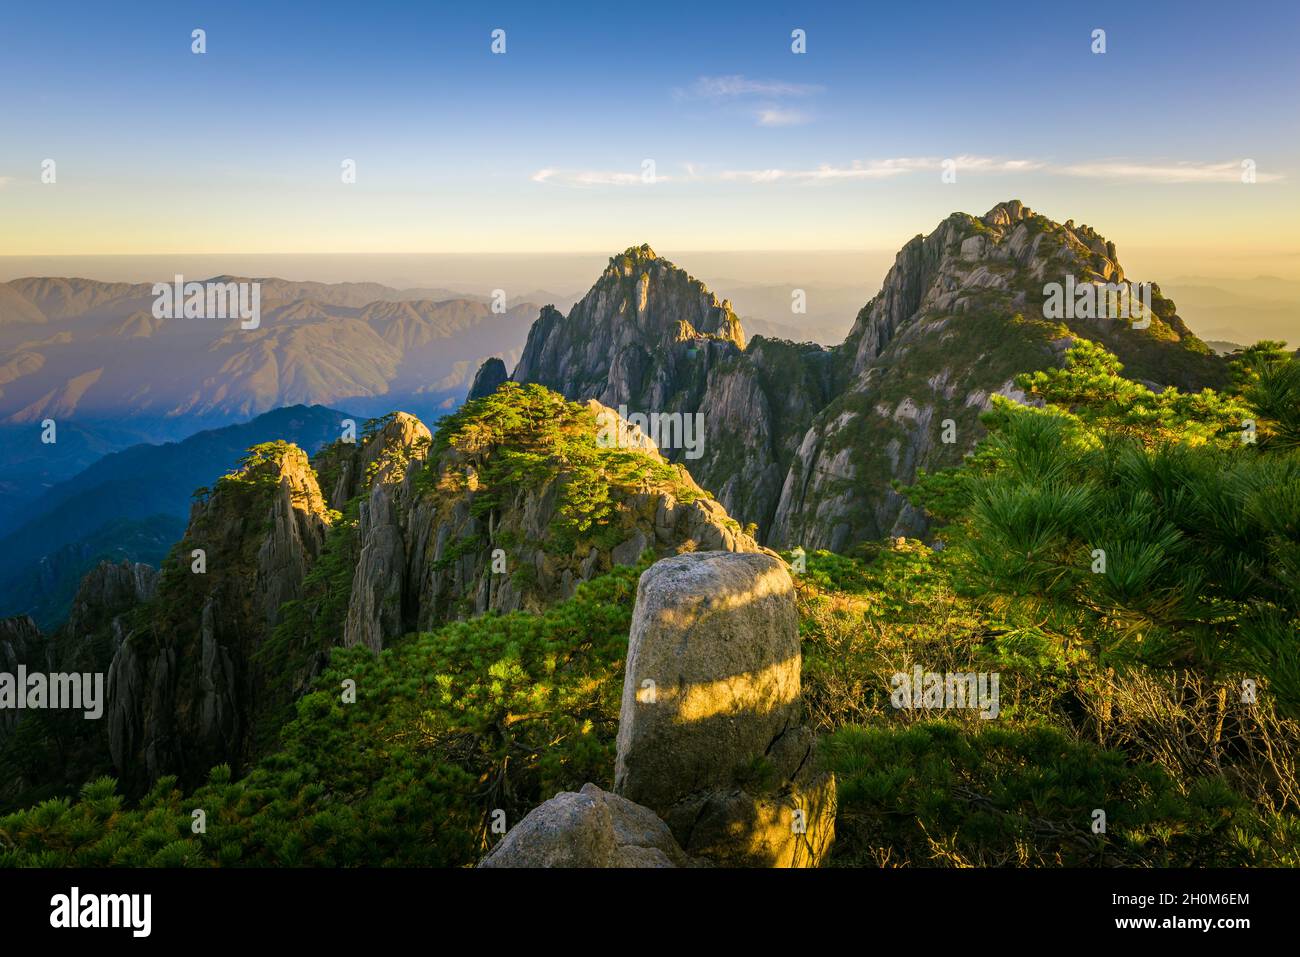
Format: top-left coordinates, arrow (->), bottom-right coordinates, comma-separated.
2,385 -> 762,796
504,202 -> 1227,549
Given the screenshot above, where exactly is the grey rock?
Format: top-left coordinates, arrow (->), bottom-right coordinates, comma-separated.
478,783 -> 691,868
613,550 -> 835,867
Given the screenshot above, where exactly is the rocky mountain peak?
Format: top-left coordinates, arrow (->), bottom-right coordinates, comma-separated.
512,246 -> 746,410
468,356 -> 509,400
981,198 -> 1033,227
102,439 -> 334,791
613,243 -> 659,265
511,203 -> 1227,554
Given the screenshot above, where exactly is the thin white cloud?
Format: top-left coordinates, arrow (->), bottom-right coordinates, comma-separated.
720,156 -> 1043,183
0,176 -> 12,188
681,74 -> 823,99
1057,160 -> 1281,183
756,108 -> 811,127
531,156 -> 1279,187
530,168 -> 670,187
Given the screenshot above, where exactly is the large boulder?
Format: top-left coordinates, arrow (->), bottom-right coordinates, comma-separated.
614,550 -> 834,866
478,783 -> 691,868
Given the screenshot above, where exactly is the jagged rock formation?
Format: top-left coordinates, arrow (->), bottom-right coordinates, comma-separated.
63,560 -> 159,644
316,388 -> 763,652
339,414 -> 432,651
514,245 -> 746,405
105,443 -> 331,791
508,245 -> 814,537
478,783 -> 692,868
467,356 -> 508,400
0,561 -> 158,803
11,389 -> 766,794
509,205 -> 1226,549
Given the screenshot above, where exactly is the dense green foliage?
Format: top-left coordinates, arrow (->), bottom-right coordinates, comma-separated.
793,543 -> 1299,867
3,339 -> 1295,869
802,338 -> 1299,866
432,382 -> 702,555
0,565 -> 639,866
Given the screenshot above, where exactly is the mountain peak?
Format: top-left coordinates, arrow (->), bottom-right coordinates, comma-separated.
982,199 -> 1034,227
513,242 -> 746,406
614,243 -> 658,263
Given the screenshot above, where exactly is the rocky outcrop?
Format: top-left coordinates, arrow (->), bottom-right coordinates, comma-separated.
769,201 -> 1220,549
340,413 -> 432,651
509,248 -> 839,537
105,442 -> 332,791
514,245 -> 746,411
338,393 -> 764,651
0,615 -> 45,740
614,551 -> 834,866
63,561 -> 158,645
510,204 -> 1226,551
482,550 -> 835,867
468,356 -> 508,400
478,783 -> 692,868
1,562 -> 160,803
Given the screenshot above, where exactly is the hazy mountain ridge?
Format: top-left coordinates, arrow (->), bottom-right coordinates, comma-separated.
0,275 -> 541,430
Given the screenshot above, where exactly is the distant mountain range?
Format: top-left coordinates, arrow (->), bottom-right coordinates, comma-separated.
0,276 -> 541,432
0,276 -> 545,518
1158,276 -> 1298,346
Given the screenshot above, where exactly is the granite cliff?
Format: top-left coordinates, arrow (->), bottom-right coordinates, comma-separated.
499,202 -> 1224,550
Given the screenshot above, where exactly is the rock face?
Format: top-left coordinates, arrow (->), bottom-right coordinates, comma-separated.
338,413 -> 432,651
0,615 -> 45,741
510,205 -> 1226,549
17,391 -> 768,796
510,245 -> 832,537
105,443 -> 331,791
467,356 -> 508,400
0,562 -> 160,803
613,551 -> 834,867
482,550 -> 835,867
326,393 -> 764,651
478,783 -> 692,868
63,561 -> 159,647
514,244 -> 746,406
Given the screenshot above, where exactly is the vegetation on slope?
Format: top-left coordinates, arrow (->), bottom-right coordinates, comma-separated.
0,565 -> 638,866
2,338 -> 1296,868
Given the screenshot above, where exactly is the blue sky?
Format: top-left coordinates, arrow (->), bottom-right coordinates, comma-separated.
2,0 -> 1297,256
